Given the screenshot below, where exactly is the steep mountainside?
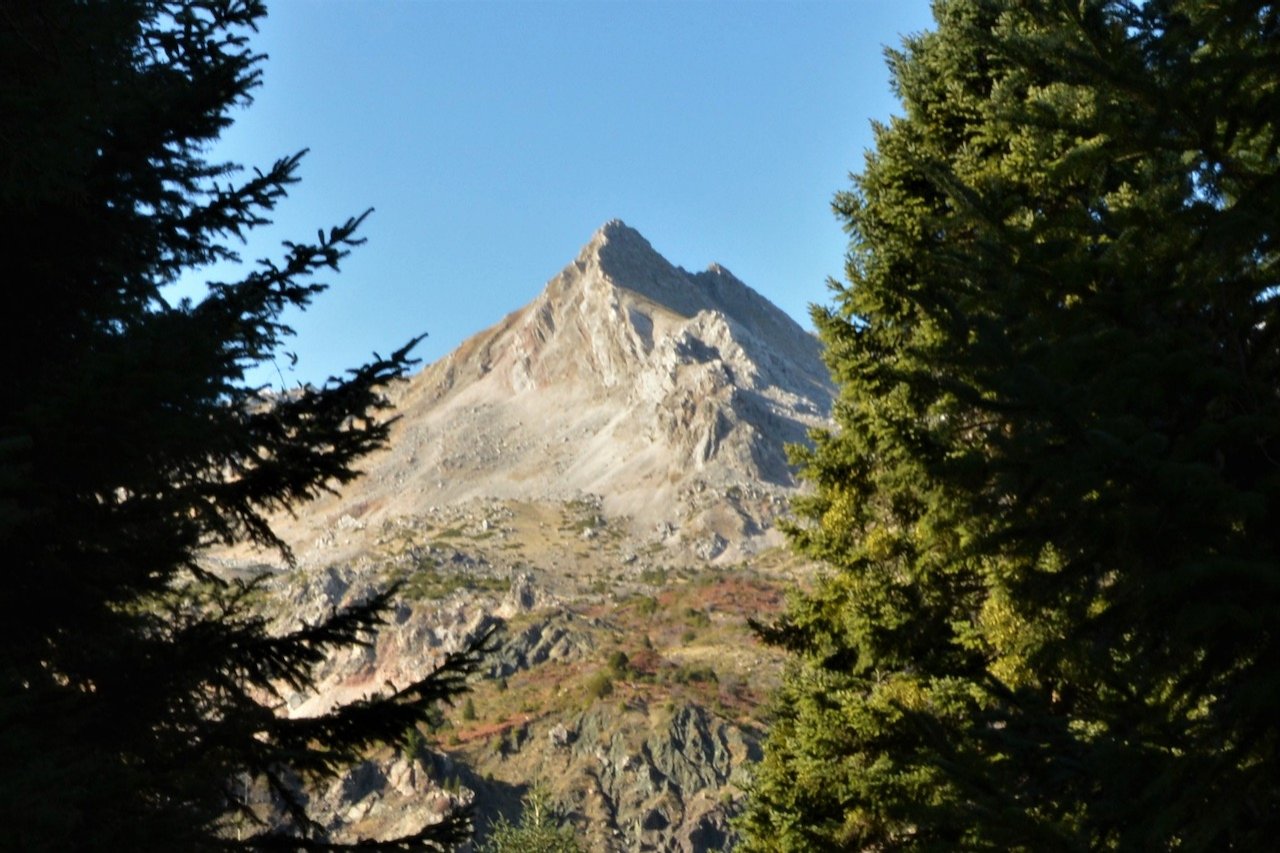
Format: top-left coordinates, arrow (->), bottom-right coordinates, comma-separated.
267,220 -> 831,566
224,223 -> 832,851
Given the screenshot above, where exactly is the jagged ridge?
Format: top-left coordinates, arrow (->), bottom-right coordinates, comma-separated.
278,220 -> 833,564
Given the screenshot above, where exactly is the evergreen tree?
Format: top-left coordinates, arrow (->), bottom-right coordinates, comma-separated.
742,1 -> 1280,849
0,1 -> 489,849
481,788 -> 585,853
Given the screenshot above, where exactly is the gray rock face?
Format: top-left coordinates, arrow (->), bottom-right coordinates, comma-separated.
272,220 -> 833,567
488,612 -> 598,677
481,702 -> 761,852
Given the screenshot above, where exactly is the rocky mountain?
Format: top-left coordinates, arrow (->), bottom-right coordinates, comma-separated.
225,222 -> 833,851
269,219 -> 831,566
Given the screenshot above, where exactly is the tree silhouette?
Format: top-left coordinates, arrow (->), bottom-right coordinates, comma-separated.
0,1 -> 489,849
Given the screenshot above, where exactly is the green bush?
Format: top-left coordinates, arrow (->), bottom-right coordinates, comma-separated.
606,651 -> 630,677
584,671 -> 613,700
633,596 -> 659,616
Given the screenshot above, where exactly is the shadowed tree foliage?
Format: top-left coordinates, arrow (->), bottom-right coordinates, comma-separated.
743,0 -> 1280,849
481,787 -> 585,853
0,1 -> 489,849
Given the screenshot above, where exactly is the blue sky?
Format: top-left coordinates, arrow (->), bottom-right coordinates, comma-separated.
181,0 -> 936,387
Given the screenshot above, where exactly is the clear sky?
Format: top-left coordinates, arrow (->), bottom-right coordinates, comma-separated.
177,0 -> 937,387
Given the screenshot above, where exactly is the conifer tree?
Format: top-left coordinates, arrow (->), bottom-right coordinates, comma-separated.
743,1 -> 1280,848
481,788 -> 585,853
0,1 -> 488,849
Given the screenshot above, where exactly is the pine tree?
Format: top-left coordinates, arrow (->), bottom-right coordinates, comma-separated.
0,1 -> 489,849
481,788 -> 585,853
742,1 -> 1280,849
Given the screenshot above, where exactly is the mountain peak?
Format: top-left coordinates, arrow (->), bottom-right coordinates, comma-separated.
595,218 -> 640,241
568,223 -> 811,360
578,219 -> 667,275
277,220 -> 834,567
572,220 -> 715,321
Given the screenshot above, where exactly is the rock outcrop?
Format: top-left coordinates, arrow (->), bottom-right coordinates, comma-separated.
268,220 -> 832,567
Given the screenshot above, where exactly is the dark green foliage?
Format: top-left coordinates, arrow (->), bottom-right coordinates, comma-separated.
481,788 -> 585,853
743,1 -> 1280,849
585,670 -> 614,700
606,649 -> 631,676
0,1 -> 489,849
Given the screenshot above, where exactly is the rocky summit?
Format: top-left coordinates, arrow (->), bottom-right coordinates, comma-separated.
223,222 -> 833,851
